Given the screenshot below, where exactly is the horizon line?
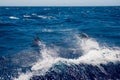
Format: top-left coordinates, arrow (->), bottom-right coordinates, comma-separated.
0,5 -> 120,7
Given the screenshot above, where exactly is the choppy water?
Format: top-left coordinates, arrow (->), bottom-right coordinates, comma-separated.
0,7 -> 120,80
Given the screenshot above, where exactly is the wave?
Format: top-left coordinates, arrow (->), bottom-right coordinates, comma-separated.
0,22 -> 17,26
37,15 -> 56,19
41,29 -> 73,33
22,14 -> 56,20
41,29 -> 54,33
37,15 -> 48,19
43,8 -> 50,11
9,16 -> 19,20
23,15 -> 31,18
59,29 -> 73,32
14,34 -> 120,80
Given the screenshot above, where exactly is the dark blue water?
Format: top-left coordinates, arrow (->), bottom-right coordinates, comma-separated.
0,7 -> 120,80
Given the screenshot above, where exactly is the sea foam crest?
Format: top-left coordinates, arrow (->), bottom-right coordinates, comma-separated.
9,16 -> 19,19
14,34 -> 120,80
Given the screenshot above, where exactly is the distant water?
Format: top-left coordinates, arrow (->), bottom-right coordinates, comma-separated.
0,7 -> 120,80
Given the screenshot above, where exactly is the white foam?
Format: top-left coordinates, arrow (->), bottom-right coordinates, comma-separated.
32,41 -> 59,71
66,35 -> 120,65
41,29 -> 73,33
41,29 -> 53,32
59,29 -> 73,32
14,34 -> 120,80
38,15 -> 47,19
14,72 -> 32,80
23,15 -> 31,18
38,15 -> 56,19
9,16 -> 19,19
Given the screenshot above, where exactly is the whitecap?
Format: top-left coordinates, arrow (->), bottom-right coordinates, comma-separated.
37,15 -> 47,19
9,16 -> 19,19
23,15 -> 31,18
59,29 -> 73,32
37,15 -> 56,19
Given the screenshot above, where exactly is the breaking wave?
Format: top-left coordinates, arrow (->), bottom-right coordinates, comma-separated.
14,34 -> 120,80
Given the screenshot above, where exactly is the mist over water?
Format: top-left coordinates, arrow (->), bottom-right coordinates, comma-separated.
0,7 -> 120,80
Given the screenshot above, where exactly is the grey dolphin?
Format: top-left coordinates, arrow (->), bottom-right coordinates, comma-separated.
79,32 -> 89,38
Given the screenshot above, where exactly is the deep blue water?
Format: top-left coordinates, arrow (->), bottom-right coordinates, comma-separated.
0,7 -> 120,80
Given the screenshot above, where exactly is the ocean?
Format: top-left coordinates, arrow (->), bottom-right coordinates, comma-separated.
0,7 -> 120,80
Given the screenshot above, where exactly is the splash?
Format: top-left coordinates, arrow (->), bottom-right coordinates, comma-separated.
14,34 -> 120,80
